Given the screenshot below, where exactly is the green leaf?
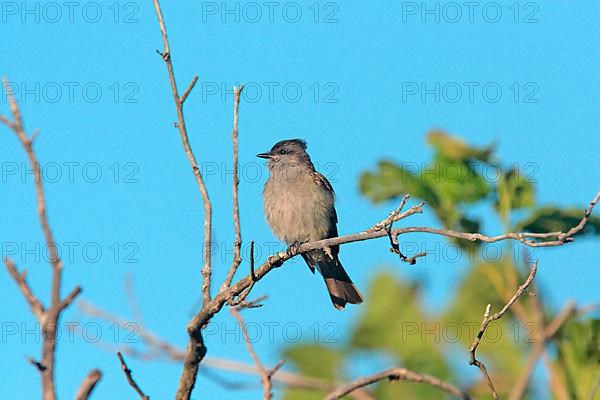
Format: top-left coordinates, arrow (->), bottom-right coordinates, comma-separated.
458,216 -> 480,233
515,207 -> 600,237
359,160 -> 440,207
427,131 -> 494,162
554,318 -> 600,398
495,168 -> 536,220
427,156 -> 490,205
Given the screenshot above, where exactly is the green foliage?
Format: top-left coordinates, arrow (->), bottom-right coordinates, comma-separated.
495,167 -> 536,221
360,132 -> 494,249
282,131 -> 599,399
554,318 -> 600,398
515,207 -> 600,237
360,132 -> 538,214
360,160 -> 440,206
426,130 -> 493,162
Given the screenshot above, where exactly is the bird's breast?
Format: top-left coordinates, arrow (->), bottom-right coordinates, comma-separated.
263,173 -> 334,244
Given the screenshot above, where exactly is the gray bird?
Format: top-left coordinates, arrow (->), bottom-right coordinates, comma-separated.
257,139 -> 363,310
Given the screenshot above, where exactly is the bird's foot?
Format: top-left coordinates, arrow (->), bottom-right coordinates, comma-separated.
287,241 -> 304,257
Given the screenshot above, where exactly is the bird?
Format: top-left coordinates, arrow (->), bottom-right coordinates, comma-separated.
257,139 -> 363,310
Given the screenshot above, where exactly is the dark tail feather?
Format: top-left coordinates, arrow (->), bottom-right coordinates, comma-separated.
320,258 -> 363,310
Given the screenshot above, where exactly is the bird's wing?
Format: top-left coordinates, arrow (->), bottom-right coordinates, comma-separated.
311,171 -> 340,256
311,171 -> 335,194
312,170 -> 337,223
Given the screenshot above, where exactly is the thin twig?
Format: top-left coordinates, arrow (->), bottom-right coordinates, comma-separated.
250,240 -> 256,280
4,258 -> 45,320
78,300 -> 373,399
2,77 -> 85,400
544,300 -> 577,339
152,0 -> 212,305
469,262 -> 538,400
230,306 -> 280,400
74,369 -> 102,400
223,192 -> 597,306
385,223 -> 426,265
324,367 -> 472,400
368,194 -> 413,232
59,286 -> 82,311
229,243 -> 257,307
180,76 -> 199,104
27,357 -> 47,372
125,274 -> 144,325
222,85 -> 246,290
508,282 -> 547,400
150,2 -> 214,398
117,352 -> 150,400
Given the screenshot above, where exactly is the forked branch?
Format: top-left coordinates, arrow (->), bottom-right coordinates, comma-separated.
468,262 -> 539,399
1,78 -> 85,400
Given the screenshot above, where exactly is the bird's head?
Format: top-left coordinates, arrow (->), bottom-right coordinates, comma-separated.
257,139 -> 313,171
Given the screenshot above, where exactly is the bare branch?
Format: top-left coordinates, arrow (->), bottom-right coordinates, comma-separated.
150,2 -> 215,397
230,305 -> 280,400
0,113 -> 15,129
544,300 -> 577,338
222,85 -> 246,290
226,190 -> 598,308
117,352 -> 150,400
151,0 -> 212,307
4,258 -> 45,320
324,367 -> 472,400
78,300 -> 372,399
469,262 -> 538,400
250,240 -> 256,279
228,241 -> 258,307
508,285 -> 547,400
2,77 -> 94,400
74,369 -> 102,400
180,76 -> 199,104
27,357 -> 47,372
271,190 -> 600,266
124,274 -> 144,325
367,194 -> 415,232
59,286 -> 82,311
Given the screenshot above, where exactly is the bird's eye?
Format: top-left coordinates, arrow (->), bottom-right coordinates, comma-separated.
279,149 -> 287,155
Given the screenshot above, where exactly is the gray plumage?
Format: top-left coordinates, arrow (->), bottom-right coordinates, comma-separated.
258,139 -> 363,310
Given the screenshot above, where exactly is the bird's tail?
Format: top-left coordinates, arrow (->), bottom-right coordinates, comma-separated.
319,257 -> 364,310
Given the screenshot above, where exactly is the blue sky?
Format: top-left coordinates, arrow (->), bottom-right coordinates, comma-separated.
1,1 -> 599,398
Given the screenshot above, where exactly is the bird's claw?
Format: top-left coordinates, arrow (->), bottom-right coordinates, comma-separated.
287,242 -> 303,256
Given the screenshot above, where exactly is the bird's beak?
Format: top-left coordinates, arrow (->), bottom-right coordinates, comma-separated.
256,152 -> 272,159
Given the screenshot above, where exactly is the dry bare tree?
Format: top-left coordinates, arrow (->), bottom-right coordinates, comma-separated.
1,79 -> 101,400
